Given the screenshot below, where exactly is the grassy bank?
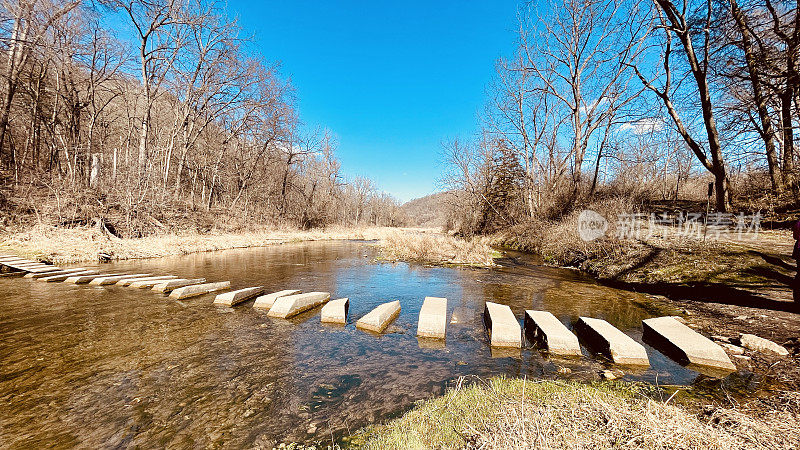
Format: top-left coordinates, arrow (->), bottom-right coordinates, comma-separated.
491,199 -> 797,288
0,224 -> 502,267
351,377 -> 798,449
0,224 -> 409,264
379,230 -> 500,267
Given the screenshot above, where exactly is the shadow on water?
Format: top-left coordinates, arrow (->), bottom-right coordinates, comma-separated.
0,241 -> 766,446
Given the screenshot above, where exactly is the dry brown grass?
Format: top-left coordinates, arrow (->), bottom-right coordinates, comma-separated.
379,230 -> 499,267
0,224 -> 492,268
356,377 -> 800,449
494,197 -> 642,267
492,195 -> 797,285
0,224 -> 406,264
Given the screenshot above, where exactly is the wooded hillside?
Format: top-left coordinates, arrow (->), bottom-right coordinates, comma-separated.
0,0 -> 406,236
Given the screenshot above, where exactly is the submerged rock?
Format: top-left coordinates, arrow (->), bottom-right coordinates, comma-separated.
719,343 -> 745,355
739,334 -> 789,356
600,369 -> 623,380
711,335 -> 733,344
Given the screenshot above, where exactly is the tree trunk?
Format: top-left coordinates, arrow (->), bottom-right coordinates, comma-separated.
90,154 -> 100,188
655,0 -> 730,211
138,38 -> 149,177
0,13 -> 28,167
730,0 -> 782,193
780,91 -> 795,187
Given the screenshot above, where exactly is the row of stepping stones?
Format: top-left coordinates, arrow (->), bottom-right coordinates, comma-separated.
2,255 -> 786,375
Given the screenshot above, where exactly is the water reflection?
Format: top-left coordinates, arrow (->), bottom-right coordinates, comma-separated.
0,241 -> 738,446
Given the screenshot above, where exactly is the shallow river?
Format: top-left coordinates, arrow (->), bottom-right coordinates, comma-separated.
0,240 -> 747,447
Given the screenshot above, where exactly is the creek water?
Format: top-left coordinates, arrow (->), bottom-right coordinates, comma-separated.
0,240 -> 747,447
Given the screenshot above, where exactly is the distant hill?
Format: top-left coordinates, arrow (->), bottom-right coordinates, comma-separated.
401,191 -> 455,228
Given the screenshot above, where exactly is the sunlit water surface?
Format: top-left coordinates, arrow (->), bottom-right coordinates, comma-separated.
0,241 -> 746,447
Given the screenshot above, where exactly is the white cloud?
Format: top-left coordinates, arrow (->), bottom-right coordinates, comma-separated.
579,97 -> 609,115
620,118 -> 664,135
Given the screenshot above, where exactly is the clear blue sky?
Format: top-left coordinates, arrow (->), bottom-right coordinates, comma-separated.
227,1 -> 521,202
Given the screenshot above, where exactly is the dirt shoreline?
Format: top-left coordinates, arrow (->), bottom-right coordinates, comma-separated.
0,225 -> 419,264
578,231 -> 800,391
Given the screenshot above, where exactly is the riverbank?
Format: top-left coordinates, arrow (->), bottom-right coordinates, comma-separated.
350,377 -> 798,449
378,231 -> 499,267
492,213 -> 800,384
0,224 -> 502,268
0,224 -> 380,264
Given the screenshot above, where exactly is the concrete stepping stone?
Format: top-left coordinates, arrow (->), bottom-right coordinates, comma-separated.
40,270 -> 98,282
0,262 -> 30,269
0,258 -> 27,265
356,300 -> 401,333
169,281 -> 231,300
483,302 -> 521,348
116,275 -> 177,287
0,259 -> 27,265
89,273 -> 151,285
8,262 -> 43,268
642,316 -> 735,371
268,292 -> 331,319
524,310 -> 582,357
0,270 -> 27,277
151,278 -> 206,293
720,342 -> 745,355
14,266 -> 60,275
574,317 -> 650,366
27,268 -> 88,279
6,262 -> 48,271
214,286 -> 265,306
253,289 -> 302,309
65,273 -> 126,284
0,258 -> 32,265
417,297 -> 447,339
129,277 -> 186,289
321,298 -> 349,324
23,266 -> 61,273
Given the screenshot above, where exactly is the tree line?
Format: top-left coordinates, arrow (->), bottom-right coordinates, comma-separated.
445,0 -> 799,235
0,0 -> 405,235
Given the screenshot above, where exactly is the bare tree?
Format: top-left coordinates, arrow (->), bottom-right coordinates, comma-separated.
522,0 -> 647,198
632,0 -> 731,211
108,0 -> 181,177
726,0 -> 783,192
0,0 -> 79,169
763,0 -> 799,190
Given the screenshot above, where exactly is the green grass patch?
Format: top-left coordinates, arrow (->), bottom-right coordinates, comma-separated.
347,377 -> 797,449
